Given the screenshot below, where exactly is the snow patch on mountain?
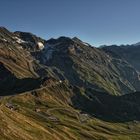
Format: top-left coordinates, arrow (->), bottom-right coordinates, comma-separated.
37,42 -> 44,50
82,42 -> 90,46
2,38 -> 8,42
14,37 -> 26,44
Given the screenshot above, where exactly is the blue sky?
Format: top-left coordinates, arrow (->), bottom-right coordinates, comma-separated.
0,0 -> 140,47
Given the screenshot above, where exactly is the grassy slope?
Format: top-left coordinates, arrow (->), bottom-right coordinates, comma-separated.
0,29 -> 140,140
1,84 -> 140,140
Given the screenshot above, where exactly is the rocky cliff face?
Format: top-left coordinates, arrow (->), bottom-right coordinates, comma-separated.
23,36 -> 140,95
2,28 -> 140,95
0,27 -> 56,95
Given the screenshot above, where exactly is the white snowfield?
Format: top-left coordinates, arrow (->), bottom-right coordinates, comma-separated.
2,38 -> 7,42
37,42 -> 44,50
82,42 -> 90,46
14,37 -> 26,44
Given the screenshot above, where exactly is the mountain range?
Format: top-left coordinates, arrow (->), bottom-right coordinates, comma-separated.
0,27 -> 140,140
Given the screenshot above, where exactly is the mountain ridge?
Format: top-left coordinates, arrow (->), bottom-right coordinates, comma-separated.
1,27 -> 140,140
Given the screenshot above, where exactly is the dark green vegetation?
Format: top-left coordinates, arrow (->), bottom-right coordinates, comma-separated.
0,27 -> 140,140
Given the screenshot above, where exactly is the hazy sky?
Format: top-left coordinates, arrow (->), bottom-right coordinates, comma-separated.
1,0 -> 140,47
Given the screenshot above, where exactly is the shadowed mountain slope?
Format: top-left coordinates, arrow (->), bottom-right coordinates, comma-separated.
26,36 -> 140,95
0,27 -> 140,140
101,44 -> 140,71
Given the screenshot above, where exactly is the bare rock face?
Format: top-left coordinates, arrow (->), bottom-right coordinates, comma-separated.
14,31 -> 46,51
0,27 -> 54,95
29,36 -> 140,95
1,27 -> 140,96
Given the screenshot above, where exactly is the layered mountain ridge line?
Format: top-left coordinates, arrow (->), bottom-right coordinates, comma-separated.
0,27 -> 140,95
1,27 -> 140,140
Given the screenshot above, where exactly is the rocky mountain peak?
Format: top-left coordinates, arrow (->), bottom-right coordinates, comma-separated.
1,27 -> 140,139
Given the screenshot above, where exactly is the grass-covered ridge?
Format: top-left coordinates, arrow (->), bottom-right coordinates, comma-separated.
1,84 -> 140,140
